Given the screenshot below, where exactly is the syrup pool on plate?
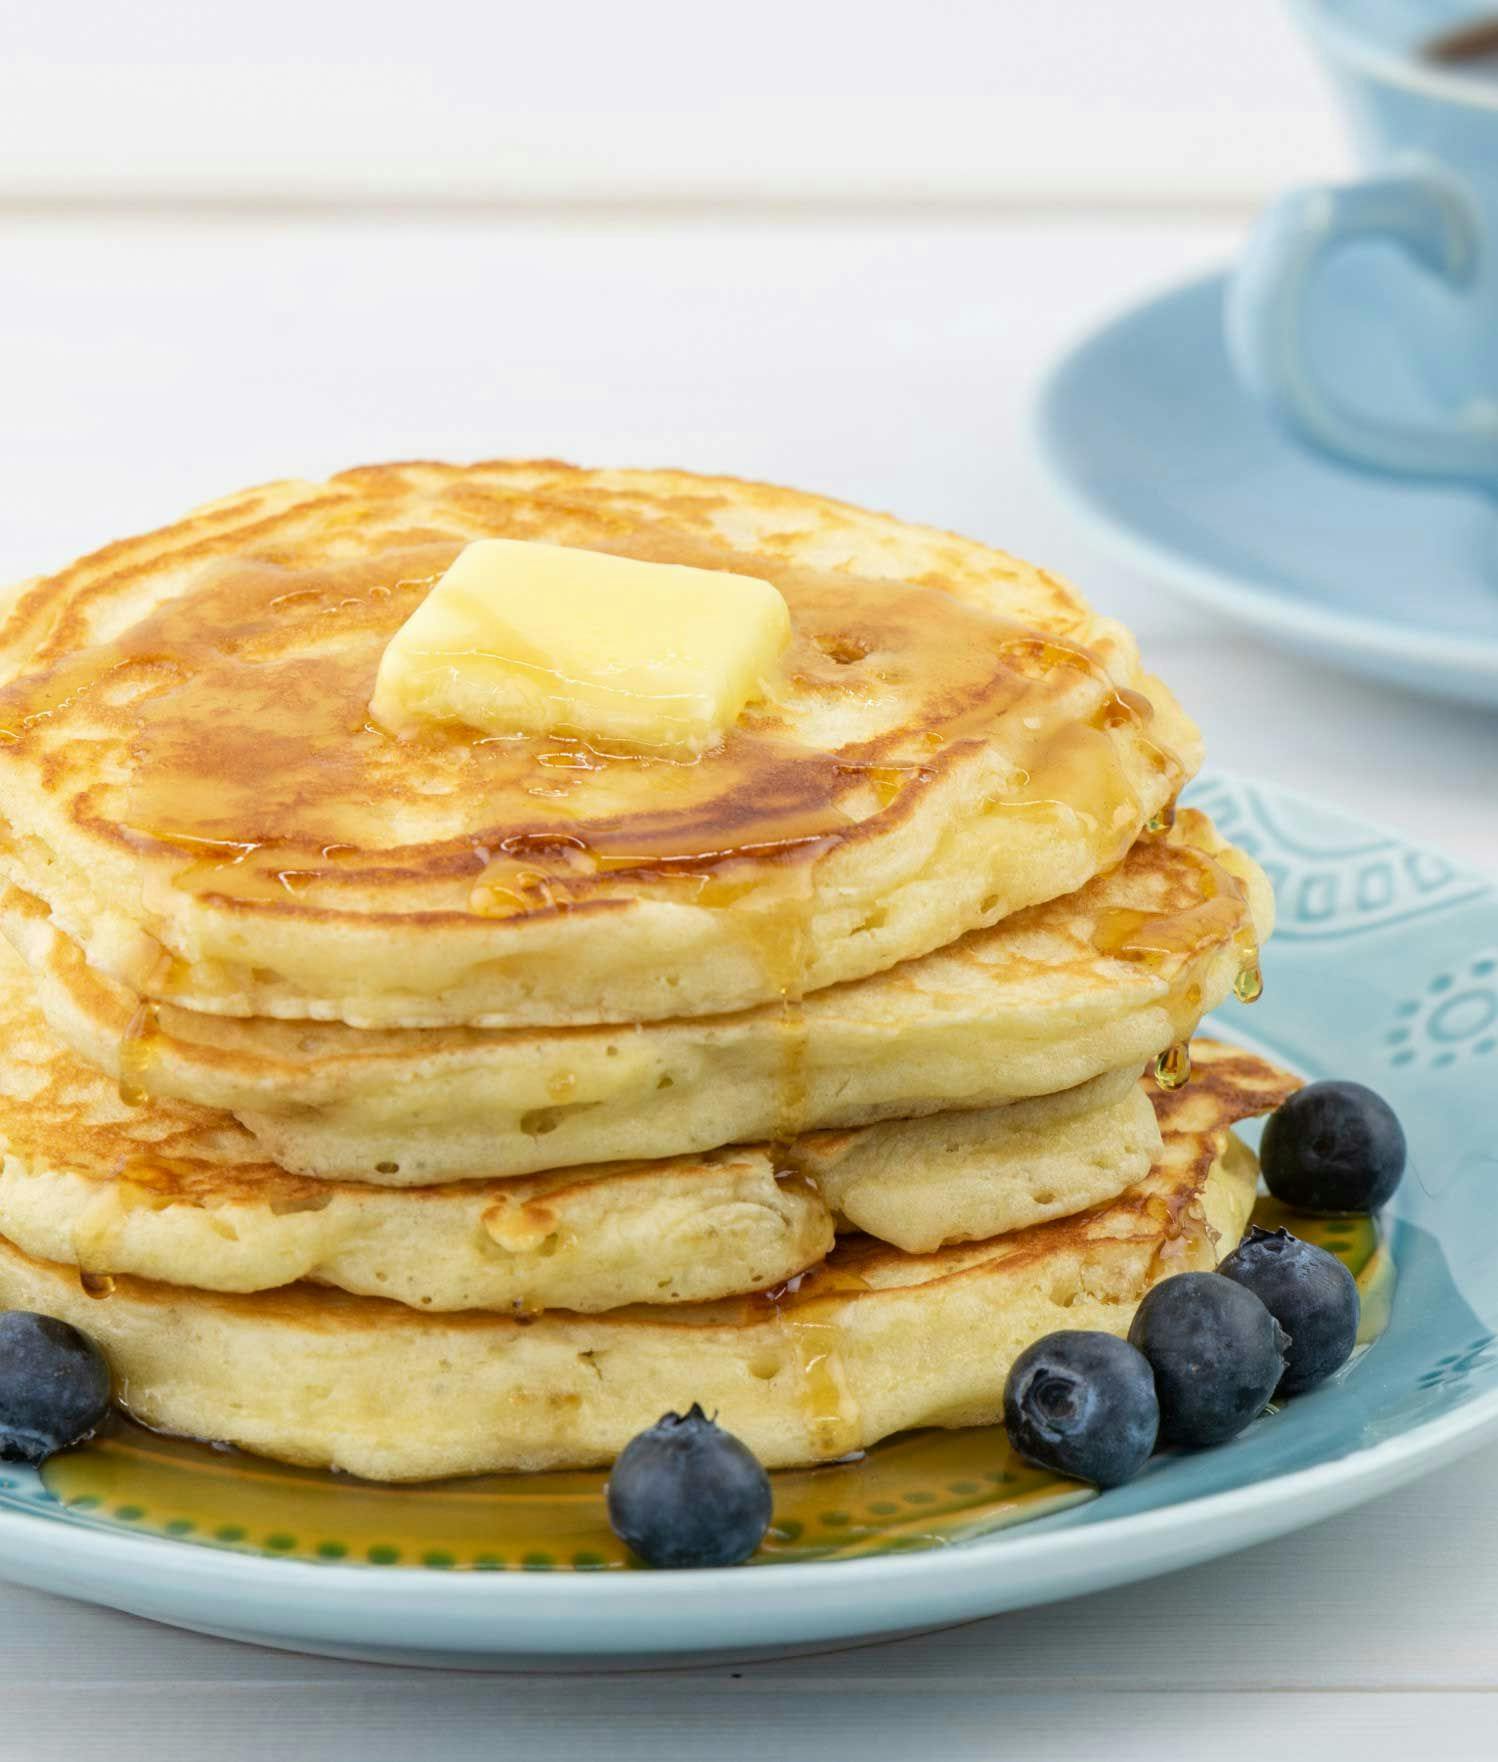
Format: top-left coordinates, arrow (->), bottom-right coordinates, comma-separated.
39,1203 -> 1393,1570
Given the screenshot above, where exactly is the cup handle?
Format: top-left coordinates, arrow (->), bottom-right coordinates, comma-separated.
1225,163 -> 1498,486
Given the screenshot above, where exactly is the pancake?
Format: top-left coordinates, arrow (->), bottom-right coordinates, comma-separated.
3,809 -> 1269,1181
803,1073 -> 1160,1254
0,460 -> 1199,1030
0,1042 -> 1295,1478
0,934 -> 1157,1304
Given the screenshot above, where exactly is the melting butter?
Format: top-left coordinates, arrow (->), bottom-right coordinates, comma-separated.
369,538 -> 791,754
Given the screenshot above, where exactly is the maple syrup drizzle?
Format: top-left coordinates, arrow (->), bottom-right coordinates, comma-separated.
757,1259 -> 872,1459
117,1001 -> 162,1108
1154,1042 -> 1192,1090
1092,894 -> 1247,965
0,533 -> 1186,953
1089,832 -> 1265,1039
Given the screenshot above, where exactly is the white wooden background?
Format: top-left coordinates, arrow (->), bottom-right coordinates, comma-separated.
1,0 -> 1347,207
4,3 -> 1498,1757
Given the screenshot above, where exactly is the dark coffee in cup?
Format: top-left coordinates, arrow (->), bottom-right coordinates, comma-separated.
1423,15 -> 1498,79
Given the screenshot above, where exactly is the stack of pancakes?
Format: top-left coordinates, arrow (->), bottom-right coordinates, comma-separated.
0,462 -> 1291,1481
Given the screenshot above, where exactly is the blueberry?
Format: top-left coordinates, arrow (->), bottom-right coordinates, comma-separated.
1219,1226 -> 1360,1395
0,1312 -> 111,1463
606,1404 -> 772,1568
1260,1081 -> 1405,1215
1003,1330 -> 1159,1488
1128,1272 -> 1288,1448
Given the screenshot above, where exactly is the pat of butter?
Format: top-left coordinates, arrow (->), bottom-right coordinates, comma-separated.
370,538 -> 792,752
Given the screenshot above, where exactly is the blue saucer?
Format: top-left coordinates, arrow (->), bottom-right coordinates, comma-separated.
1037,271 -> 1498,710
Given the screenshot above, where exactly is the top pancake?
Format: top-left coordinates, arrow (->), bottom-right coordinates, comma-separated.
0,461 -> 1199,1028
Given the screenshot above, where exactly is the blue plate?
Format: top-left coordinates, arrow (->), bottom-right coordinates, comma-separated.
0,772 -> 1493,1669
1037,271 -> 1498,709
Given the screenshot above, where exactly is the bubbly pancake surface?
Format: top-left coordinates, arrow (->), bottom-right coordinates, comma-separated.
3,809 -> 1270,1181
0,1042 -> 1296,1478
0,461 -> 1199,1028
0,935 -> 1161,1304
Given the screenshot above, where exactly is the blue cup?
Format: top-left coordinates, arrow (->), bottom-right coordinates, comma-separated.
1228,1 -> 1498,487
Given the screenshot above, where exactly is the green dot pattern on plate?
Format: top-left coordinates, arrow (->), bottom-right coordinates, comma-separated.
17,1189 -> 1396,1575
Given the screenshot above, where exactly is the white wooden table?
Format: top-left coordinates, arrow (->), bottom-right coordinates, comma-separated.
4,212 -> 1498,1759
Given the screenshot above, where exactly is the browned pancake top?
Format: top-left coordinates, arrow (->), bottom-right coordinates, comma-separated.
0,460 -> 1186,927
